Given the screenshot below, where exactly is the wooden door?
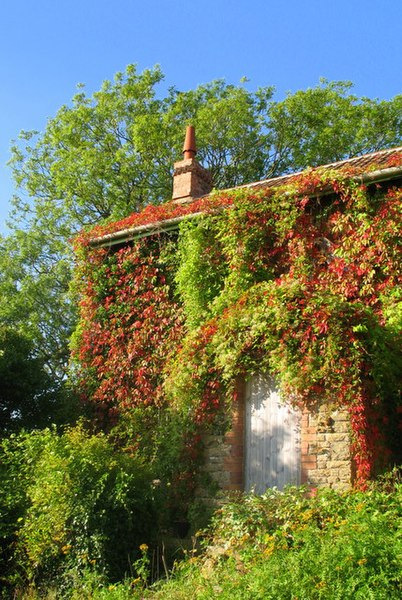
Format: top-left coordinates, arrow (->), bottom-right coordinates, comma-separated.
244,374 -> 301,493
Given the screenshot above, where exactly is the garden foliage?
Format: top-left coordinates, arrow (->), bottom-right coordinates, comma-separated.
145,474 -> 402,599
0,425 -> 163,594
10,475 -> 401,598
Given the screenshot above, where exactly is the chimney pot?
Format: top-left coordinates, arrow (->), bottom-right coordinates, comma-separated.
172,126 -> 212,203
183,125 -> 197,159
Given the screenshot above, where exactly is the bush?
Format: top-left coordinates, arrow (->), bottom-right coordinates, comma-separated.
0,424 -> 162,595
146,474 -> 402,599
0,429 -> 48,594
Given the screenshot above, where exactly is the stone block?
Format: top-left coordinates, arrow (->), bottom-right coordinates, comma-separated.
326,433 -> 349,443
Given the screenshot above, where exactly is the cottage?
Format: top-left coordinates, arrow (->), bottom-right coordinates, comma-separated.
75,128 -> 402,499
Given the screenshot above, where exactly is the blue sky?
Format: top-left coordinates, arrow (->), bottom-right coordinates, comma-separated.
1,0 -> 401,232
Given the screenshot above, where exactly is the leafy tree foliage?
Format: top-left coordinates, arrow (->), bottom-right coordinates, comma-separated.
0,234 -> 74,384
2,64 -> 402,399
267,80 -> 402,171
0,326 -> 69,435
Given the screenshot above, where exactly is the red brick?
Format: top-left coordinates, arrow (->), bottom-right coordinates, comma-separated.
301,433 -> 317,443
224,483 -> 243,491
301,460 -> 317,470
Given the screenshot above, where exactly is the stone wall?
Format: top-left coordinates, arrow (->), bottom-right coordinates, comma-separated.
198,387 -> 353,500
302,405 -> 352,491
196,387 -> 244,505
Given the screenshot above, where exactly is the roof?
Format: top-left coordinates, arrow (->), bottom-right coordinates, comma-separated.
88,146 -> 402,248
237,146 -> 402,193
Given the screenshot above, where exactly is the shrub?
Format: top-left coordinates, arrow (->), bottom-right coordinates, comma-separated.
0,424 -> 162,594
145,474 -> 402,599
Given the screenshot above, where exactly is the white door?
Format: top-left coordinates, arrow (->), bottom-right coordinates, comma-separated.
245,374 -> 301,493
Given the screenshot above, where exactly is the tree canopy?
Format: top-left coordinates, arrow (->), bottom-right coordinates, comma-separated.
0,326 -> 62,434
1,64 -> 401,409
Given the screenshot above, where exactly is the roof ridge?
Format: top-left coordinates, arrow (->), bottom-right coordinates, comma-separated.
87,146 -> 402,246
235,146 -> 402,192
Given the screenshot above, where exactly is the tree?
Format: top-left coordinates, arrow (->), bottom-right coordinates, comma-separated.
3,65 -> 402,392
0,234 -> 73,384
267,80 -> 402,173
0,326 -> 65,434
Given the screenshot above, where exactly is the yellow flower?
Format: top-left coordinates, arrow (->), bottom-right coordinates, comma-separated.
139,543 -> 148,552
301,509 -> 314,522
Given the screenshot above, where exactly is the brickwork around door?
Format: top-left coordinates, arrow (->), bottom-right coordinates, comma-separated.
196,382 -> 244,505
198,384 -> 353,502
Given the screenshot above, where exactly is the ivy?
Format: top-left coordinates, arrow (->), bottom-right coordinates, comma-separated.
71,238 -> 184,424
73,157 -> 402,487
175,216 -> 228,329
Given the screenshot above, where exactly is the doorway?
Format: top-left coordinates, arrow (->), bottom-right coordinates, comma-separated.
244,374 -> 301,493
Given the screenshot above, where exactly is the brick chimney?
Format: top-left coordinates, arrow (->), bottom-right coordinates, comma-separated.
172,125 -> 212,203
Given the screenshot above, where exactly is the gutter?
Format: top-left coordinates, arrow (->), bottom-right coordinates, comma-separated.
89,165 -> 402,248
89,210 -> 207,248
359,165 -> 402,184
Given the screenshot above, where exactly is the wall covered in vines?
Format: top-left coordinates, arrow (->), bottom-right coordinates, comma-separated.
72,158 -> 402,487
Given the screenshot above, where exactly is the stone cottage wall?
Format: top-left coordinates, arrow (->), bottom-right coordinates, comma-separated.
197,385 -> 352,502
301,405 -> 352,491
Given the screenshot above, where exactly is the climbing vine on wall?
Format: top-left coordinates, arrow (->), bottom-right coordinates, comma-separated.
71,238 -> 184,423
73,157 -> 402,486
